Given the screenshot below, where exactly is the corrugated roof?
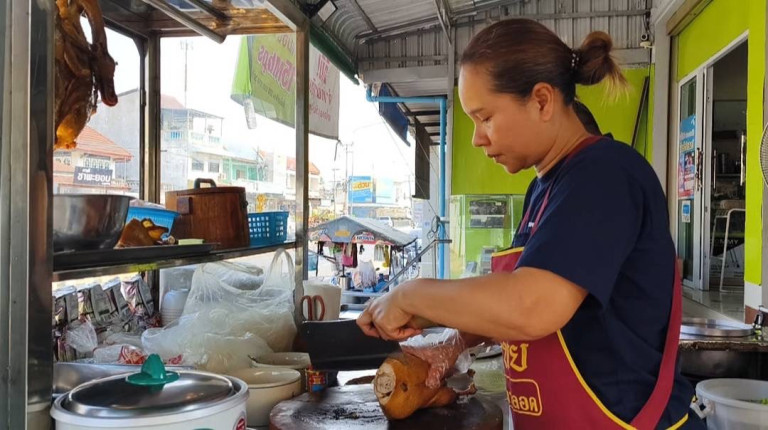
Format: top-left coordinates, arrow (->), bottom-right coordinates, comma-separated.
75,127 -> 133,161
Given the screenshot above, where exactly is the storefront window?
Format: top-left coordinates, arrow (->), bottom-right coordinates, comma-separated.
54,22 -> 141,197
159,34 -> 298,222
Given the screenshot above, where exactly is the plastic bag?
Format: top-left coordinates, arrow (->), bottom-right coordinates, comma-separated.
65,321 -> 98,356
399,328 -> 472,389
141,316 -> 271,372
183,249 -> 296,352
140,249 -> 296,373
356,261 -> 377,288
190,261 -> 264,292
93,344 -> 147,365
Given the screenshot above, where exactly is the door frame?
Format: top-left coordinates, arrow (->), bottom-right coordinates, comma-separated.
671,31 -> 749,290
675,72 -> 705,289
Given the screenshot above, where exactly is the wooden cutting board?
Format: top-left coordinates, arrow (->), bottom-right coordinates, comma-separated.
269,384 -> 503,430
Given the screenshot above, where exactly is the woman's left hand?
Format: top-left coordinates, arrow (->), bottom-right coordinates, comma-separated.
356,284 -> 423,341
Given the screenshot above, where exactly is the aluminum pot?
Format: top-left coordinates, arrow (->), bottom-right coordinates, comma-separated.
53,194 -> 132,252
51,355 -> 249,430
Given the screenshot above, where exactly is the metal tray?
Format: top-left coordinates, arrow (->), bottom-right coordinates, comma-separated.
680,317 -> 754,337
54,244 -> 215,271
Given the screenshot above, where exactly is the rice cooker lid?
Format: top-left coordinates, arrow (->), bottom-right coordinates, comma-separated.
61,355 -> 236,418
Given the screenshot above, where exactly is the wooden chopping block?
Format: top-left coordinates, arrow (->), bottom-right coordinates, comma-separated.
269,384 -> 502,430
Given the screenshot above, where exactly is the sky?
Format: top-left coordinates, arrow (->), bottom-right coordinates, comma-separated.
104,27 -> 416,187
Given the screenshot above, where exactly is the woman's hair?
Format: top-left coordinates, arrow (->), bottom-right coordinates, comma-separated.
572,100 -> 602,135
460,19 -> 627,104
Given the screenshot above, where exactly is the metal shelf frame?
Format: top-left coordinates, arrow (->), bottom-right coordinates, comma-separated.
1,0 -> 311,426
53,241 -> 296,282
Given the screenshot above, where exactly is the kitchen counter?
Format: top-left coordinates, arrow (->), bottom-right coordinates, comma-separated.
679,333 -> 768,352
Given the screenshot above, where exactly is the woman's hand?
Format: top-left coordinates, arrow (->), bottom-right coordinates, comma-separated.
356,283 -> 423,341
400,330 -> 468,388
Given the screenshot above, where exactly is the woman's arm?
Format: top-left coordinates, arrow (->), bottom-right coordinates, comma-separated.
357,267 -> 588,342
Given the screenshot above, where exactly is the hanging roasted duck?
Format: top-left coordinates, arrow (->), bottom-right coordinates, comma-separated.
54,0 -> 118,150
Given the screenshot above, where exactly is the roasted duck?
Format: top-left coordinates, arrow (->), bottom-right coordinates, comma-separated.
116,219 -> 169,248
373,352 -> 476,420
54,0 -> 118,150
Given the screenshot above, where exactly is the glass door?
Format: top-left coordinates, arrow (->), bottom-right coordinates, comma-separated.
677,73 -> 705,289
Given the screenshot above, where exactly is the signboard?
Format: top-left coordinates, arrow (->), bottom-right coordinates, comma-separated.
678,115 -> 696,199
375,178 -> 396,205
681,200 -> 691,223
231,34 -> 340,139
74,167 -> 113,187
354,232 -> 376,243
349,176 -> 373,204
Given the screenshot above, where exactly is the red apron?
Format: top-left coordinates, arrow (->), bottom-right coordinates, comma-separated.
492,137 -> 685,429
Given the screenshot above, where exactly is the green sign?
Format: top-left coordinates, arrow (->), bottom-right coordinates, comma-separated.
231,34 -> 340,139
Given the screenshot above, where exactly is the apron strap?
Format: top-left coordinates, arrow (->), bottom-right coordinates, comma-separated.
630,263 -> 683,429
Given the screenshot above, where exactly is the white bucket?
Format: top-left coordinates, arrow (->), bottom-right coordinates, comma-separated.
696,378 -> 768,430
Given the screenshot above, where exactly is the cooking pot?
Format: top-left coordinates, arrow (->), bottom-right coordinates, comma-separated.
51,354 -> 248,430
679,318 -> 762,382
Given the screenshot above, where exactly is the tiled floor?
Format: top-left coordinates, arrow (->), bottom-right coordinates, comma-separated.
682,285 -> 744,322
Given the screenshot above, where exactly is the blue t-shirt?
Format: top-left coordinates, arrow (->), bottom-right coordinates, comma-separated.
512,137 -> 703,429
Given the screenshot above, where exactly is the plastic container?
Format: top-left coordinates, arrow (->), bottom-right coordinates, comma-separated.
126,207 -> 180,236
695,378 -> 768,429
161,289 -> 189,326
248,212 -> 289,246
227,368 -> 301,427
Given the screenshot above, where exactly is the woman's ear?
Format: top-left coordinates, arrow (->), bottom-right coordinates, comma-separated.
530,83 -> 556,122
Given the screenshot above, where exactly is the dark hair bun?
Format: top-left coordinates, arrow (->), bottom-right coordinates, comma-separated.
574,31 -> 627,90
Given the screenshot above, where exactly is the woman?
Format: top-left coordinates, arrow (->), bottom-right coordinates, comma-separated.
357,19 -> 703,429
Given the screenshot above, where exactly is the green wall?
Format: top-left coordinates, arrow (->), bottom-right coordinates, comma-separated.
451,67 -> 654,196
451,87 -> 536,195
674,0 -> 765,286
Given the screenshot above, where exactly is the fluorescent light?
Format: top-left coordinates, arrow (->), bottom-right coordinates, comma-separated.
317,0 -> 337,22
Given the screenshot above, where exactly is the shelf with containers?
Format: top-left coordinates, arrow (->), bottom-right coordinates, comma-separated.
3,0 -> 315,425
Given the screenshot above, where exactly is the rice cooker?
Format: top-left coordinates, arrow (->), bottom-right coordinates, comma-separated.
51,354 -> 249,430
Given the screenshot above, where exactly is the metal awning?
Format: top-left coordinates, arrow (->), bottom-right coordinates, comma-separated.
304,0 -> 655,146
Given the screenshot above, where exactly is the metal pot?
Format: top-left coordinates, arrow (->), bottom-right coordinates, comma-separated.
53,194 -> 132,252
679,318 -> 762,382
680,349 -> 760,380
51,355 -> 248,430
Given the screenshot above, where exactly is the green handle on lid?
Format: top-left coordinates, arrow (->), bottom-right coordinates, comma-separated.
126,354 -> 180,386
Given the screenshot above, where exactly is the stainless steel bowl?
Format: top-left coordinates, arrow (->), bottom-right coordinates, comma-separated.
53,194 -> 132,252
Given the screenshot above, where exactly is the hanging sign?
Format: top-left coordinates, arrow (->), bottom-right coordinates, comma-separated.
231,34 -> 340,139
74,167 -> 113,187
678,115 -> 696,199
349,176 -> 373,204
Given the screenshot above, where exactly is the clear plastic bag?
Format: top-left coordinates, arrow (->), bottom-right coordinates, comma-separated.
399,327 -> 472,389
183,249 -> 296,352
141,316 -> 272,372
140,249 -> 296,373
65,320 -> 98,357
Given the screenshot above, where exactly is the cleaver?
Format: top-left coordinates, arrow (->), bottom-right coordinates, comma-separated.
300,317 -> 437,371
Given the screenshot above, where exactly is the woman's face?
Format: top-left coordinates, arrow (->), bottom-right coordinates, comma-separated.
458,64 -> 554,174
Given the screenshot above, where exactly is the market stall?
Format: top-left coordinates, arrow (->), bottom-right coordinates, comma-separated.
3,0 -> 315,427
308,215 -> 417,293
